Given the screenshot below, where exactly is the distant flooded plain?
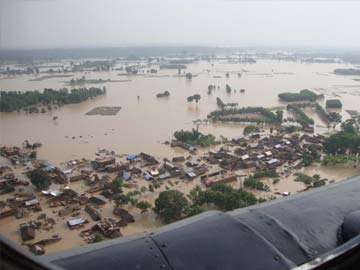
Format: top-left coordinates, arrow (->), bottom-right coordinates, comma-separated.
1,60 -> 360,165
2,59 -> 360,253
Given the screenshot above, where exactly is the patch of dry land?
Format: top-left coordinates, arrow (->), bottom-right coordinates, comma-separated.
85,106 -> 121,116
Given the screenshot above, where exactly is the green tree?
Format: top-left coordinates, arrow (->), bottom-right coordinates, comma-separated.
226,84 -> 232,93
28,169 -> 52,190
187,96 -> 194,103
154,190 -> 188,223
193,94 -> 201,103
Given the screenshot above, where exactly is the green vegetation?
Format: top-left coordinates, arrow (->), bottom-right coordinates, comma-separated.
294,173 -> 327,188
324,131 -> 360,154
189,183 -> 258,211
244,178 -> 269,191
85,106 -> 121,116
0,183 -> 15,194
208,107 -> 280,124
68,76 -> 114,85
294,173 -> 314,185
315,103 -> 329,124
322,154 -> 356,166
28,169 -> 52,190
73,60 -> 114,72
0,87 -> 106,112
93,233 -> 105,243
278,89 -> 322,102
29,151 -> 37,159
273,178 -> 280,184
136,201 -> 151,213
287,104 -> 314,127
154,190 -> 188,223
111,177 -> 123,193
326,99 -> 342,108
226,84 -> 232,94
226,103 -> 238,107
334,68 -> 360,76
243,170 -> 277,191
208,84 -> 216,95
187,94 -> 201,103
185,205 -> 206,217
276,110 -> 284,122
328,112 -> 342,123
312,179 -> 326,188
243,125 -> 260,135
216,97 -> 225,109
153,184 -> 259,223
174,129 -> 216,147
156,91 -> 170,98
323,120 -> 360,155
302,144 -> 321,166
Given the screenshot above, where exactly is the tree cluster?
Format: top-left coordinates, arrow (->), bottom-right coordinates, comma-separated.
174,129 -> 216,147
0,87 -> 106,112
278,89 -> 323,102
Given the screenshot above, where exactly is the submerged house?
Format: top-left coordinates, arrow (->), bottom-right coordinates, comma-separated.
67,218 -> 86,229
0,205 -> 16,219
201,171 -> 237,187
139,153 -> 159,166
91,158 -> 116,170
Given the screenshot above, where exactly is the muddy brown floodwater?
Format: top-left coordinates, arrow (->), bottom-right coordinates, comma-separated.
1,59 -> 360,253
1,60 -> 360,165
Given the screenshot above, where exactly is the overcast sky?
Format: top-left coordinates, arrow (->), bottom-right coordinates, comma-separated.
0,0 -> 359,49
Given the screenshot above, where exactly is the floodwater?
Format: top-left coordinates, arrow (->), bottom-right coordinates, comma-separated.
1,60 -> 360,165
2,59 -> 360,253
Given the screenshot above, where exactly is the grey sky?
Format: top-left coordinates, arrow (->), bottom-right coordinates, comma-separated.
0,0 -> 359,49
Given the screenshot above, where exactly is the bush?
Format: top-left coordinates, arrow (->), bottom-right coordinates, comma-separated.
208,107 -> 280,124
136,200 -> 151,213
93,233 -> 105,243
243,125 -> 260,135
294,173 -> 313,185
244,177 -> 270,191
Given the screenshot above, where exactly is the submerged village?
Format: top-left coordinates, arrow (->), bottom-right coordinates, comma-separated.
1,56 -> 360,255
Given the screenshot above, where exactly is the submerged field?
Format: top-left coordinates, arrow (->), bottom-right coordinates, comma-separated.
1,59 -> 359,165
1,58 -> 360,254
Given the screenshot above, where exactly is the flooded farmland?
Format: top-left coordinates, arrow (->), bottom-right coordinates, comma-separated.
1,60 -> 360,165
1,58 -> 360,254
